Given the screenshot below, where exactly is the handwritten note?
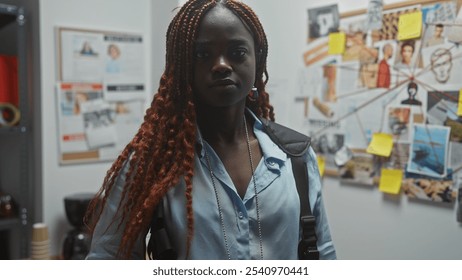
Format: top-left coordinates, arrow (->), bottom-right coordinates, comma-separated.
379,169 -> 403,195
458,89 -> 462,116
328,32 -> 346,55
317,156 -> 325,177
366,133 -> 393,157
398,11 -> 423,41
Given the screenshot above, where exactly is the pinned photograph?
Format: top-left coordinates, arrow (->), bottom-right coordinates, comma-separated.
374,40 -> 397,88
402,168 -> 456,203
322,63 -> 337,102
458,182 -> 462,222
308,4 -> 340,40
400,81 -> 422,106
80,99 -> 117,150
385,106 -> 412,142
424,23 -> 446,47
426,90 -> 462,143
382,143 -> 410,170
407,124 -> 450,178
310,132 -> 345,174
421,2 -> 457,24
367,0 -> 383,30
379,6 -> 419,40
426,90 -> 459,125
79,41 -> 98,57
339,151 -> 377,186
394,40 -> 421,70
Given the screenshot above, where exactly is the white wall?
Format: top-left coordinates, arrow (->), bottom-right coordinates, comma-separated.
39,0 -> 153,256
151,1 -> 182,93
247,0 -> 462,259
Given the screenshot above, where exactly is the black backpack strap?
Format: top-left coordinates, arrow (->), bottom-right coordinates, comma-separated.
147,199 -> 177,260
260,117 -> 319,260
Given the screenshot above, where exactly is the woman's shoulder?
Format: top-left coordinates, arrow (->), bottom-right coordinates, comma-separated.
258,118 -> 311,158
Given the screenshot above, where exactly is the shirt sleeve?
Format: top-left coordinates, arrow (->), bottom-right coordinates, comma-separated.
86,160 -> 145,260
306,147 -> 337,260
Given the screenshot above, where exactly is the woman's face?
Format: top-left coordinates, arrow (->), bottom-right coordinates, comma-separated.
192,6 -> 256,108
109,46 -> 120,59
401,45 -> 414,64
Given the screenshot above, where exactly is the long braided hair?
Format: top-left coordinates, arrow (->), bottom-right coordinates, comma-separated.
85,0 -> 274,259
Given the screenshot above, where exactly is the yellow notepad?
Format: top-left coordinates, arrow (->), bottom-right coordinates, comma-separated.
328,32 -> 346,55
317,155 -> 325,177
398,11 -> 423,41
366,133 -> 393,157
379,169 -> 403,195
458,89 -> 462,116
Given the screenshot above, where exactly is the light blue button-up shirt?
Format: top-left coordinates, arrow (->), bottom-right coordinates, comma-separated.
87,113 -> 336,260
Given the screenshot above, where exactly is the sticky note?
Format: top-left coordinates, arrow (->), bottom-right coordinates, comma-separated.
317,155 -> 325,177
328,32 -> 346,55
366,133 -> 393,157
398,11 -> 423,41
379,169 -> 403,195
458,89 -> 462,116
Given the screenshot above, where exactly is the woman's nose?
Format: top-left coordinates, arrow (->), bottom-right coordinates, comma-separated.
211,56 -> 232,74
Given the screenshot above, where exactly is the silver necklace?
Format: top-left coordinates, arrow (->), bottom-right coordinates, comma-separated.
201,115 -> 264,260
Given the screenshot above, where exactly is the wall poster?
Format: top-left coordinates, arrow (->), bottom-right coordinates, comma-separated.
56,27 -> 146,164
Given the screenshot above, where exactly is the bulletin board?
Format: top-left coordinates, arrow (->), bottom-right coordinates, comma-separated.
299,0 -> 462,204
55,27 -> 146,164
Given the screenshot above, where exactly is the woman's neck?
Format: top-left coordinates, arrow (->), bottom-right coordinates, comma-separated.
196,104 -> 249,145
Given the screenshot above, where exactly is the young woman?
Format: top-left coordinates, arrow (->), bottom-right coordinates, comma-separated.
86,0 -> 336,260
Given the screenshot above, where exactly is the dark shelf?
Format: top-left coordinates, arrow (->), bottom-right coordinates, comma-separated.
0,1 -> 31,260
0,4 -> 17,29
0,126 -> 27,134
0,218 -> 19,230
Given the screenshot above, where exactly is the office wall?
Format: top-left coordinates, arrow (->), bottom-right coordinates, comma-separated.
247,0 -> 462,259
39,0 -> 154,256
37,0 -> 462,259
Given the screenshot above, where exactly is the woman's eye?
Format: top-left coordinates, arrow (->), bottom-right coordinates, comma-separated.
231,49 -> 247,57
194,50 -> 209,59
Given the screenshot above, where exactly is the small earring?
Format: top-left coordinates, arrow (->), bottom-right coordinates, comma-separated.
248,87 -> 259,101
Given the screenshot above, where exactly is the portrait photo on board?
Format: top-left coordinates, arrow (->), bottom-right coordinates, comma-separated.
308,4 -> 340,41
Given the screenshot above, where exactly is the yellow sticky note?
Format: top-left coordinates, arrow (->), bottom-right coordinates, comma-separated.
379,169 -> 403,195
398,11 -> 423,41
458,89 -> 462,116
366,133 -> 393,157
317,156 -> 325,177
328,32 -> 346,55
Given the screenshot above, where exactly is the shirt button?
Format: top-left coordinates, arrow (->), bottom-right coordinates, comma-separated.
238,212 -> 244,219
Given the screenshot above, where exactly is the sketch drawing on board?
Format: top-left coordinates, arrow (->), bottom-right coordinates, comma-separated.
421,42 -> 462,85
430,48 -> 452,83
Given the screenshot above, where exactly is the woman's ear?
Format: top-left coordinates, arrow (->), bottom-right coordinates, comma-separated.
256,49 -> 263,64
